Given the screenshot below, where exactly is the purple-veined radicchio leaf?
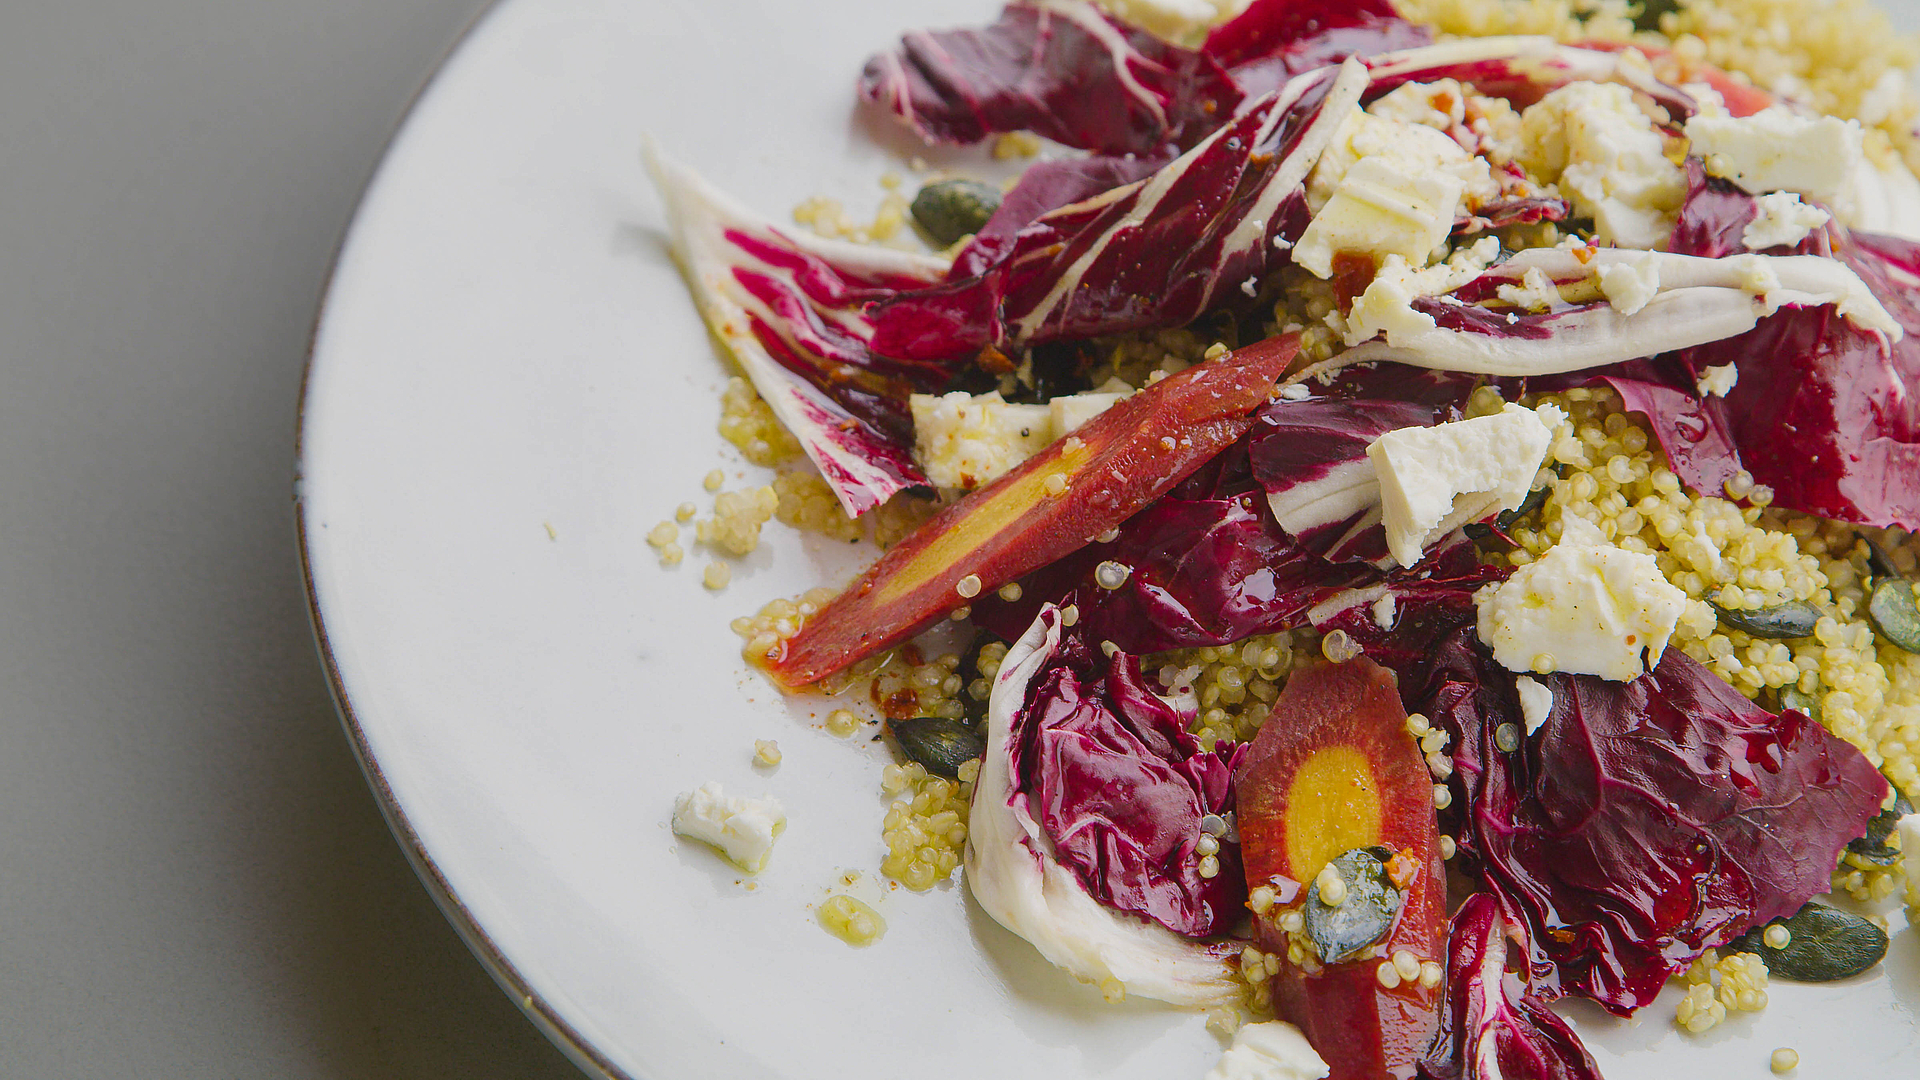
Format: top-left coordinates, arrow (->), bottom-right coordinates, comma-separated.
869,58 -> 1370,362
952,151 -> 1173,279
1412,623 -> 1887,1014
646,147 -> 954,516
1600,225 -> 1920,529
1202,0 -> 1431,102
857,0 -> 1240,156
1667,157 -> 1760,258
971,606 -> 1243,1005
1418,893 -> 1602,1080
1022,643 -> 1247,936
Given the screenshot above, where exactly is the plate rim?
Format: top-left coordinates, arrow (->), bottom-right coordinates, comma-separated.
291,0 -> 630,1074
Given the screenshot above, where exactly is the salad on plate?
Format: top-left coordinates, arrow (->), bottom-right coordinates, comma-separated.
650,0 -> 1920,1076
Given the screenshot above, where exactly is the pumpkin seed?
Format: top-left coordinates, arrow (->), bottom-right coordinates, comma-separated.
1846,792 -> 1913,866
1863,534 -> 1904,583
911,179 -> 1002,247
1303,847 -> 1402,965
1464,485 -> 1549,542
1633,0 -> 1680,30
886,716 -> 986,779
1868,578 -> 1920,653
1730,901 -> 1888,982
1711,597 -> 1821,639
1779,686 -> 1823,722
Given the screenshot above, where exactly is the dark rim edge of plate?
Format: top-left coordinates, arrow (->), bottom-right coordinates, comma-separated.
291,1 -> 635,1077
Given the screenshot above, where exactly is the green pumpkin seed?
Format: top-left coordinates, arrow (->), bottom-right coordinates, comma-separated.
1730,901 -> 1888,982
1632,0 -> 1680,31
911,179 -> 1003,247
1846,792 -> 1912,866
1303,847 -> 1402,965
1711,597 -> 1821,639
886,716 -> 985,780
1868,578 -> 1920,653
1863,535 -> 1904,583
1779,686 -> 1823,722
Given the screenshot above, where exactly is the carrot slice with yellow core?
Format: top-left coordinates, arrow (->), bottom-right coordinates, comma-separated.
766,333 -> 1300,688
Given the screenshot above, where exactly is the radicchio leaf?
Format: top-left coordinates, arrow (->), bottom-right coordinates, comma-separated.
1601,226 -> 1920,529
1416,624 -> 1887,1014
951,151 -> 1173,279
646,148 -> 952,515
869,59 -> 1368,362
1020,645 -> 1247,936
856,0 -> 1240,156
1418,893 -> 1602,1080
970,606 -> 1242,1006
1202,0 -> 1431,101
1667,157 -> 1759,259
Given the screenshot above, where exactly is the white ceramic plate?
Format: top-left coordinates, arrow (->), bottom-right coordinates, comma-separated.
299,1 -> 1920,1076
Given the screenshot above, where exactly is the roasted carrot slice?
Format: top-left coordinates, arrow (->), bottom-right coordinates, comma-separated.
1235,657 -> 1446,1080
766,333 -> 1300,688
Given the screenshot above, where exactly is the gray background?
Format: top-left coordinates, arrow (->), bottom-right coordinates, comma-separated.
0,1 -> 581,1075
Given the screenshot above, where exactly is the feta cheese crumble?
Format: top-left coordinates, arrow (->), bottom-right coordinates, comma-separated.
1475,515 -> 1688,681
1743,191 -> 1831,251
910,388 -> 1129,490
1518,81 -> 1687,250
671,781 -> 786,873
1696,362 -> 1739,398
1296,109 -> 1494,279
1367,402 -> 1560,568
1514,675 -> 1554,735
1685,107 -> 1863,214
1596,252 -> 1661,316
1204,1020 -> 1330,1080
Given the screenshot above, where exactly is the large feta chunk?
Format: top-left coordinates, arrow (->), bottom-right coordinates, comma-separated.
1685,107 -> 1862,213
1742,190 -> 1830,250
1204,1020 -> 1329,1080
1294,156 -> 1462,279
1475,515 -> 1687,681
910,391 -> 1053,490
1297,111 -> 1494,279
1519,82 -> 1687,249
1367,402 -> 1560,568
671,782 -> 786,873
1049,390 -> 1129,435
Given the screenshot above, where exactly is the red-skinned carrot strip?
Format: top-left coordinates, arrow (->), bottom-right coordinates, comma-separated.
766,333 -> 1300,688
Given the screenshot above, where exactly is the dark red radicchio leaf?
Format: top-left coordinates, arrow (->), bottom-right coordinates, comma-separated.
870,60 -> 1367,362
1203,0 -> 1431,102
951,151 -> 1174,279
1417,625 -> 1886,1014
1666,157 -> 1760,259
1600,223 -> 1920,530
857,0 -> 1240,156
1014,641 -> 1246,936
1418,893 -> 1602,1080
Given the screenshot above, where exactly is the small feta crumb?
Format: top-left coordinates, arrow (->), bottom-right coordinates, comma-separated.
1742,191 -> 1830,251
1205,1020 -> 1329,1080
671,781 -> 786,873
1685,107 -> 1863,213
1596,252 -> 1661,316
1475,516 -> 1688,681
1514,675 -> 1554,735
1496,267 -> 1564,313
1371,593 -> 1397,630
1279,382 -> 1312,401
1696,362 -> 1739,398
1368,403 -> 1561,568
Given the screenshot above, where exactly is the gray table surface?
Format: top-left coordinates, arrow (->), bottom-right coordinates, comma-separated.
0,2 -> 580,1075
